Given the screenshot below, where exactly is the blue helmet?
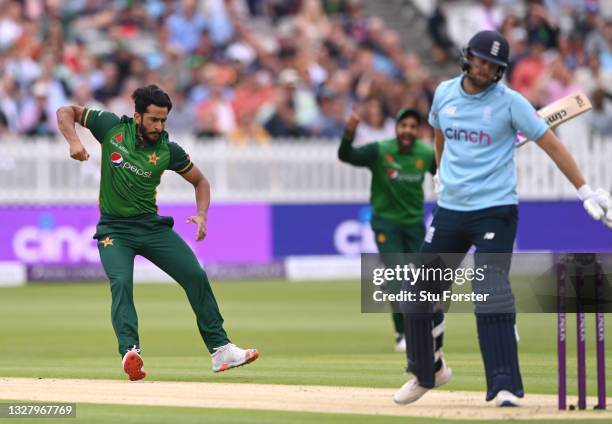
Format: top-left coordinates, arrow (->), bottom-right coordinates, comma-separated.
460,31 -> 510,82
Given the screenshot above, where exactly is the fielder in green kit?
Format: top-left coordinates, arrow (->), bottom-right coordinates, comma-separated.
56,85 -> 258,380
338,107 -> 436,352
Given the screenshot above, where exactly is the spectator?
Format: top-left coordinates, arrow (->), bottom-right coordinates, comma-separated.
0,0 -> 23,50
538,57 -> 581,105
277,68 -> 319,128
353,96 -> 395,146
575,54 -> 612,96
310,87 -> 346,138
0,108 -> 9,137
0,73 -> 20,134
203,0 -> 234,47
166,0 -> 208,54
525,0 -> 559,49
229,109 -> 271,145
510,39 -> 549,106
93,62 -> 122,104
586,88 -> 612,137
195,78 -> 236,138
19,80 -> 59,137
264,93 -> 312,138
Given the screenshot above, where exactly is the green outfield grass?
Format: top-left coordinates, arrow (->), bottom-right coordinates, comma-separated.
0,403 -> 579,424
0,280 -> 610,423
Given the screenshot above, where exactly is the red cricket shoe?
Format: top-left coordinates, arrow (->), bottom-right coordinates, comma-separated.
122,346 -> 147,381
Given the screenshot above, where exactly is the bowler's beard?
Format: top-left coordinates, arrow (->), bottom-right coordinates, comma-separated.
138,124 -> 160,145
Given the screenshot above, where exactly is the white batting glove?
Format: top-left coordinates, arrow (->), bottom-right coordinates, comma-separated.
433,173 -> 441,195
578,185 -> 612,227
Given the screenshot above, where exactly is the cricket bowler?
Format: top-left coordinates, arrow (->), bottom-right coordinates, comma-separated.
338,107 -> 436,352
56,85 -> 259,381
393,31 -> 612,407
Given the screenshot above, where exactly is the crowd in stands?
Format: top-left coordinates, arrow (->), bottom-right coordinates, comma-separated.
0,0 -> 611,141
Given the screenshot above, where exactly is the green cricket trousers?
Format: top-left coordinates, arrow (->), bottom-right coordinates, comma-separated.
371,215 -> 426,335
95,213 -> 230,356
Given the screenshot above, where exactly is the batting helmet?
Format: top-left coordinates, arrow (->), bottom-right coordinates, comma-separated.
460,31 -> 510,82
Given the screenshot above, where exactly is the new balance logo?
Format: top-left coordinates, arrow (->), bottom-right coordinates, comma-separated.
483,232 -> 496,240
490,41 -> 500,56
425,226 -> 436,244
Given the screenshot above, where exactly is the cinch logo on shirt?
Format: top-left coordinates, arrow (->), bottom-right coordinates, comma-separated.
444,128 -> 491,145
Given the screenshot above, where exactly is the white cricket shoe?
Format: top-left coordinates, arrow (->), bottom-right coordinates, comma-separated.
495,390 -> 521,407
211,343 -> 259,373
393,359 -> 452,405
395,334 -> 406,353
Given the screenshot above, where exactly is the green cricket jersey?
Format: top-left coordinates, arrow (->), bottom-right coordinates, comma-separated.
338,136 -> 436,226
81,108 -> 193,217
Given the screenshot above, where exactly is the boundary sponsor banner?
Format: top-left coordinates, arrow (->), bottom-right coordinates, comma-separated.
0,204 -> 272,265
272,201 -> 612,256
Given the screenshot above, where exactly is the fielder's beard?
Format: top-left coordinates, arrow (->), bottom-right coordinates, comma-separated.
398,135 -> 415,153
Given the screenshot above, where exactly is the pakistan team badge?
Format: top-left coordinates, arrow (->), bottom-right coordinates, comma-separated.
101,237 -> 114,247
148,153 -> 159,165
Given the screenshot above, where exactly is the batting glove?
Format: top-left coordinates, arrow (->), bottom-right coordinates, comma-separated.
578,185 -> 612,228
433,173 -> 441,195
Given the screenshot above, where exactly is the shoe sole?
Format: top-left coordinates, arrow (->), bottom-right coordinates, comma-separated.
214,349 -> 259,373
123,351 -> 147,381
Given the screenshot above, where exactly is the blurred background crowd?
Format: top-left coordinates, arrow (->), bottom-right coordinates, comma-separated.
0,0 -> 611,143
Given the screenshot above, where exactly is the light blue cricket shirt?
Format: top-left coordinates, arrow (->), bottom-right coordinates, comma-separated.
428,75 -> 548,211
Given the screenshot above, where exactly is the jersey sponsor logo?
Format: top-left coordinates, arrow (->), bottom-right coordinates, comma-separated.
110,139 -> 129,153
444,128 -> 491,145
121,162 -> 152,178
111,152 -> 124,167
424,226 -> 435,244
387,168 -> 399,180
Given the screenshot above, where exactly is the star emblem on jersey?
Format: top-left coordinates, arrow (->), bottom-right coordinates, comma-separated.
148,153 -> 159,165
101,237 -> 114,248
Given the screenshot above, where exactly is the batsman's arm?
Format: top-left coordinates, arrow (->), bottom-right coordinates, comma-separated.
433,128 -> 444,169
181,165 -> 210,242
56,105 -> 89,161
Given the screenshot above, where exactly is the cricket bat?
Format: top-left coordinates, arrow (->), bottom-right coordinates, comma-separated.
516,92 -> 592,148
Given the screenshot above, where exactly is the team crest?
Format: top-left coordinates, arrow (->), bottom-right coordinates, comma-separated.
148,152 -> 160,165
111,152 -> 123,167
416,159 -> 424,170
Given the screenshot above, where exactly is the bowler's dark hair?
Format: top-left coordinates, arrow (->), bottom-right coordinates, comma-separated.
132,85 -> 173,115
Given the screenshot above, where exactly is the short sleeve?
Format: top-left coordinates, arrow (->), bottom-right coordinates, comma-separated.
167,141 -> 194,174
80,108 -> 121,143
509,92 -> 548,142
428,88 -> 441,129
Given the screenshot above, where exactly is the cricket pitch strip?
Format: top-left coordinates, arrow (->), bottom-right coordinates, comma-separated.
0,377 -> 610,420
